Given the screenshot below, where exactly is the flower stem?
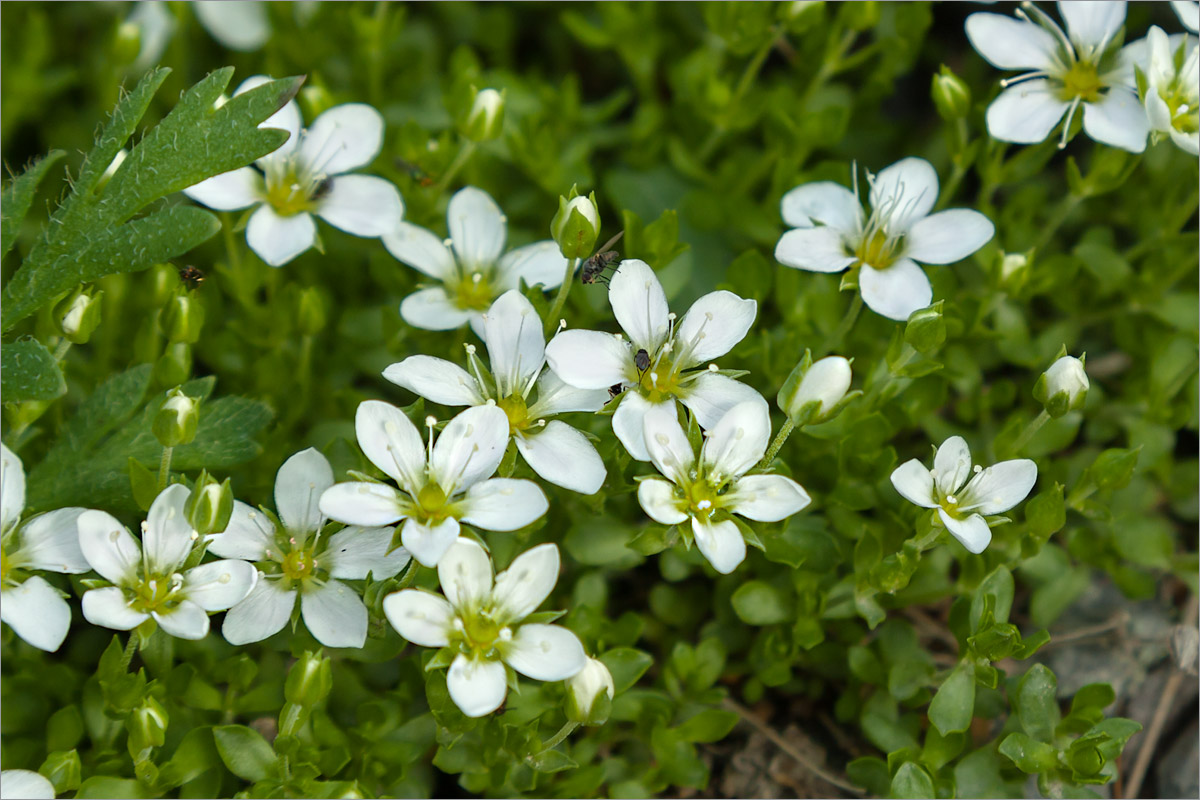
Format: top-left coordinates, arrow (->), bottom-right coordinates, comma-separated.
536,721 -> 580,755
758,418 -> 797,470
53,338 -> 72,361
816,292 -> 863,357
543,257 -> 580,337
157,446 -> 174,494
396,559 -> 420,590
699,32 -> 778,162
432,140 -> 477,196
119,630 -> 140,671
1006,410 -> 1050,457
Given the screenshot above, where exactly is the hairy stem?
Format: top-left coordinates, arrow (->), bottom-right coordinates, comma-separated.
544,257 -> 580,337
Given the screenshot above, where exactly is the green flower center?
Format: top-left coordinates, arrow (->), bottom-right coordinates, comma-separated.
497,394 -> 530,431
1060,61 -> 1103,103
263,159 -> 328,217
855,229 -> 900,269
130,573 -> 184,614
462,613 -> 505,651
686,481 -> 721,520
450,271 -> 496,311
1163,84 -> 1199,134
0,547 -> 13,584
417,482 -> 449,515
281,547 -> 318,581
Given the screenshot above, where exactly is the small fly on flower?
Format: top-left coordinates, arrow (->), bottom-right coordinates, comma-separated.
394,157 -> 436,188
634,348 -> 651,374
581,231 -> 624,286
175,264 -> 205,290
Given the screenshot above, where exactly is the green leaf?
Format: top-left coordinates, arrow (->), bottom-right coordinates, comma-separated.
157,726 -> 218,789
1015,664 -> 1060,742
928,662 -> 975,736
2,150 -> 65,259
890,761 -> 935,799
970,566 -> 1014,632
600,648 -> 654,693
731,580 -> 792,625
1026,484 -> 1066,538
0,338 -> 65,402
998,732 -> 1060,774
213,724 -> 278,782
675,709 -> 738,743
75,776 -> 150,799
527,749 -> 578,773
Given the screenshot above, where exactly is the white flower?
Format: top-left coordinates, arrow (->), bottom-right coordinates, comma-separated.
965,2 -> 1149,152
384,290 -> 608,494
384,186 -> 569,337
890,436 -> 1037,554
636,400 -> 811,574
382,538 -> 586,717
184,76 -> 403,267
775,158 -> 994,321
544,259 -> 761,461
193,0 -> 271,52
319,403 -> 548,568
0,769 -> 56,800
0,445 -> 91,652
1174,1 -> 1200,34
206,449 -> 410,649
1138,26 -> 1199,155
78,485 -> 258,640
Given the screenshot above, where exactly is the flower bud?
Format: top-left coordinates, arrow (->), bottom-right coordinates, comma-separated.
461,87 -> 505,142
995,250 -> 1031,291
565,657 -> 614,725
113,21 -> 142,65
126,697 -> 169,753
904,301 -> 945,354
300,85 -> 335,121
55,288 -> 104,344
931,65 -> 971,121
285,651 -> 333,707
163,293 -> 205,344
297,287 -> 326,336
1033,354 -> 1088,418
551,188 -> 601,260
40,749 -> 82,794
185,472 -> 234,535
153,342 -> 193,386
153,389 -> 199,448
778,353 -> 853,424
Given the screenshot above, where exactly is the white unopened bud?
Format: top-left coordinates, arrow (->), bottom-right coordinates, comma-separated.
551,189 -> 601,259
780,355 -> 853,423
462,87 -> 505,142
1034,355 -> 1088,418
565,657 -> 614,725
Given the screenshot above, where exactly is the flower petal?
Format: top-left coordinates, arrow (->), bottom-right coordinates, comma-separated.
401,517 -> 461,568
355,399 -> 426,492
235,76 -> 301,163
1173,0 -> 1200,33
77,510 -> 141,585
448,187 -> 506,271
612,391 -> 660,462
400,287 -> 474,331
323,526 -> 410,580
701,398 -> 771,481
869,157 -> 938,233
637,479 -> 688,525
143,484 -> 195,574
497,241 -> 568,291
459,479 -> 548,531
300,103 -> 384,175
1082,91 -> 1149,153
183,559 -> 258,612
938,509 -> 992,554
961,459 -> 1038,515
430,405 -> 510,493
16,508 -> 90,573
206,501 -> 274,561
859,260 -> 932,322
383,222 -> 457,280
642,402 -> 695,485
492,543 -> 560,622
964,13 -> 1061,70
484,290 -> 546,397
890,460 -> 938,509
153,599 -> 210,640
437,536 -> 493,610
301,579 -> 368,649
319,482 -> 408,528
780,181 -> 861,231
275,448 -> 334,535
1,577 -> 72,651
383,589 -> 453,647
904,209 -> 995,265
985,80 -> 1070,144
447,653 -> 508,717
222,579 -> 296,645
544,330 -> 632,390
608,259 -> 670,352
1058,0 -> 1125,51
727,475 -> 811,522
691,517 -> 746,574
315,174 -> 404,237
82,586 -> 148,631
0,769 -> 56,800
183,167 -> 263,211
194,0 -> 270,51
383,356 -> 485,407
527,371 -> 610,417
504,623 -> 586,681
1,443 -> 24,535
246,206 -> 315,267
774,227 -> 857,273
679,373 -> 763,430
676,291 -> 757,364
515,423 -> 606,494
933,436 -> 973,497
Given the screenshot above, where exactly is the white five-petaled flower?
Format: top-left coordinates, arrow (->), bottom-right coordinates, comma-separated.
636,400 -> 812,574
0,445 -> 91,652
383,538 -> 586,718
384,290 -> 609,494
544,259 -> 761,461
384,186 -> 570,338
319,402 -> 548,568
0,769 -> 56,800
184,75 -> 403,267
1136,26 -> 1199,155
890,436 -> 1038,554
775,158 -> 994,322
965,1 -> 1149,152
206,449 -> 410,649
78,485 -> 258,640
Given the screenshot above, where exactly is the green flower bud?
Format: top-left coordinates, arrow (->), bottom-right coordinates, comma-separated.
153,342 -> 193,386
1033,354 -> 1088,418
551,187 -> 601,260
995,250 -> 1032,291
931,65 -> 971,121
565,657 -> 614,725
461,87 -> 505,142
113,21 -> 142,65
300,85 -> 335,120
904,301 -> 946,354
285,651 -> 333,707
297,287 -> 327,336
39,750 -> 82,794
55,288 -> 104,344
153,388 -> 199,448
778,352 -> 853,424
184,472 -> 234,536
163,293 -> 205,344
126,697 -> 169,753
